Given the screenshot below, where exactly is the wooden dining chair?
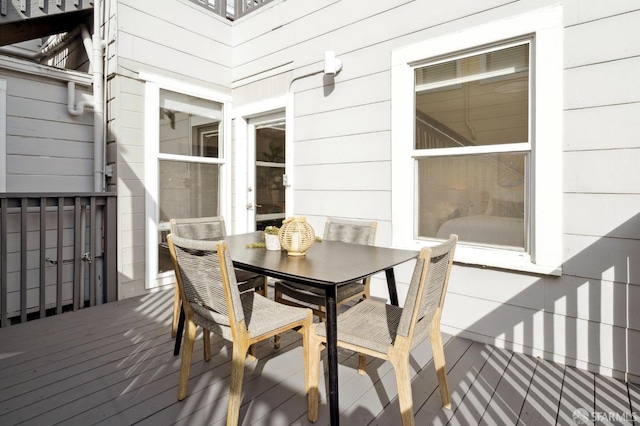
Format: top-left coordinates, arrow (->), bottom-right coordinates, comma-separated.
307,235 -> 458,426
274,217 -> 377,319
169,216 -> 268,340
167,234 -> 314,425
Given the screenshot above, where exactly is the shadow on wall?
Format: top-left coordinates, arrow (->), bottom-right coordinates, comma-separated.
442,212 -> 640,381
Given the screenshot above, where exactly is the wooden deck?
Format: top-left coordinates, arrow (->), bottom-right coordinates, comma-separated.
1,289 -> 638,426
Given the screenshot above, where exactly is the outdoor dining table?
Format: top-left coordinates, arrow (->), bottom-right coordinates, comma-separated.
175,231 -> 419,426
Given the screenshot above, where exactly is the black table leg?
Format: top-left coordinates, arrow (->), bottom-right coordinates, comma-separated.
324,285 -> 340,426
174,306 -> 185,356
385,268 -> 399,306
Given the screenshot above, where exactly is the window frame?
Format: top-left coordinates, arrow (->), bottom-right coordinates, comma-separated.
391,6 -> 563,275
142,72 -> 232,289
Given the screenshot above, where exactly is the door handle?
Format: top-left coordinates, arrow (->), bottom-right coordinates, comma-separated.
246,203 -> 263,210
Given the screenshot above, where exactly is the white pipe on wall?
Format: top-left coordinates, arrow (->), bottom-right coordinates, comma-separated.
92,1 -> 105,193
67,81 -> 93,116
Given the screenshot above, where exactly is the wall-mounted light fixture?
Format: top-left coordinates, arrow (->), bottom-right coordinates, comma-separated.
324,51 -> 343,75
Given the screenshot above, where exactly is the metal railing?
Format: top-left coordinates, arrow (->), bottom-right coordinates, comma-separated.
0,193 -> 117,327
188,0 -> 274,20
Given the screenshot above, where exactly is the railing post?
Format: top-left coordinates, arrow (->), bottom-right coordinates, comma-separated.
56,196 -> 64,314
74,196 -> 82,310
39,197 -> 46,319
20,197 -> 27,323
104,195 -> 117,302
1,198 -> 7,327
89,197 -> 96,306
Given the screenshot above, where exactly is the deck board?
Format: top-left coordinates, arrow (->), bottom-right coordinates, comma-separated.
447,344 -> 506,426
0,289 -> 637,426
480,350 -> 536,425
415,341 -> 495,425
557,366 -> 595,425
594,375 -> 633,425
517,358 -> 565,425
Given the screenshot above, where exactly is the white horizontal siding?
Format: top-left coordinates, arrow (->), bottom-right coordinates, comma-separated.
116,1 -> 232,90
294,162 -> 390,191
294,71 -> 390,117
564,0 -> 640,25
563,234 -> 640,285
294,189 -> 390,222
442,292 -> 633,375
564,103 -> 640,151
545,275 -> 640,330
565,56 -> 640,110
295,131 -> 390,165
294,101 -> 390,141
564,149 -> 640,194
2,71 -> 94,192
564,193 -> 640,238
109,75 -> 148,299
564,10 -> 640,69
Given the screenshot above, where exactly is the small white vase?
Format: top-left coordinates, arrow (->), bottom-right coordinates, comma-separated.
265,234 -> 281,251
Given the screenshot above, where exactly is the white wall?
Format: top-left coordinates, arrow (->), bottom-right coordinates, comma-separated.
109,0 -> 234,298
99,0 -> 640,380
228,0 -> 640,381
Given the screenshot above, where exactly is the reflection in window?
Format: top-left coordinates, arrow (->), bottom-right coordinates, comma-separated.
414,42 -> 529,250
255,123 -> 285,230
157,89 -> 223,273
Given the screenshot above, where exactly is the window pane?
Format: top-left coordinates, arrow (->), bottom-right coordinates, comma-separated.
158,160 -> 219,223
416,153 -> 526,250
255,123 -> 285,229
157,160 -> 219,274
159,90 -> 222,157
415,44 -> 529,149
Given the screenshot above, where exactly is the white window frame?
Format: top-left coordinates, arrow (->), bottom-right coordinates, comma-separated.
231,96 -> 288,233
142,72 -> 232,289
391,6 -> 563,275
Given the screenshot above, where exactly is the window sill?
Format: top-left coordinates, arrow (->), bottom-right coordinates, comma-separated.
405,240 -> 562,276
455,245 -> 562,276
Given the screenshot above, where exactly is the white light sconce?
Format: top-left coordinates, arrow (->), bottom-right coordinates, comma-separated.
324,51 -> 343,75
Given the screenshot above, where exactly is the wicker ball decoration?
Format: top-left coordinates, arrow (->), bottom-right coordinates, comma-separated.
278,217 -> 315,256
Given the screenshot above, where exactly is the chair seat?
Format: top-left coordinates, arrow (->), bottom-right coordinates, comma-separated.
275,280 -> 365,307
192,292 -> 310,339
314,299 -> 403,353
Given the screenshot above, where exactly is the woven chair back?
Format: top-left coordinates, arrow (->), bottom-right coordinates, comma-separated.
397,235 -> 457,344
168,234 -> 244,326
170,216 -> 227,240
323,218 -> 377,246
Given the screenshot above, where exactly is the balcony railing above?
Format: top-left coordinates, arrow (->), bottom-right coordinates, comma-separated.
189,0 -> 274,20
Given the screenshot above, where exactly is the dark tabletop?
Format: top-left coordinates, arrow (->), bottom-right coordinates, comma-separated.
224,232 -> 419,289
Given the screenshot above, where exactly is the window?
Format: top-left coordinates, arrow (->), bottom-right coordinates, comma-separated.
415,42 -> 530,251
392,6 -> 563,275
143,74 -> 231,289
157,90 -> 224,274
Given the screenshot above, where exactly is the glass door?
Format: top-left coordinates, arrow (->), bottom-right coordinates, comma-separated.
251,117 -> 285,231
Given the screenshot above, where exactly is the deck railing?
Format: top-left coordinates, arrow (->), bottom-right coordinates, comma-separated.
188,0 -> 274,20
0,193 -> 117,327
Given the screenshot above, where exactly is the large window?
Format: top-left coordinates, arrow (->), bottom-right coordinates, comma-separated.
415,42 -> 530,251
144,75 -> 231,289
392,6 -> 563,275
157,90 -> 224,274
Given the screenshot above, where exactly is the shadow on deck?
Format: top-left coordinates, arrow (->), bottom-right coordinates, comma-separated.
0,289 -> 638,425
